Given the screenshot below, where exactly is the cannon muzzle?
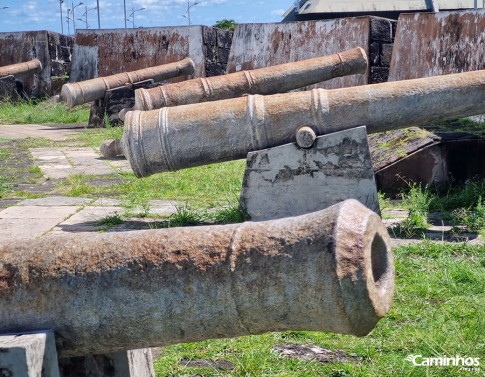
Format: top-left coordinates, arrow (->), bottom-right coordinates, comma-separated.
132,47 -> 368,111
0,59 -> 42,78
121,69 -> 485,177
60,57 -> 195,108
0,200 -> 394,357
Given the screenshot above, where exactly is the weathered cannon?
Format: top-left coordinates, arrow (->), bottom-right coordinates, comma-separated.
60,57 -> 195,108
0,58 -> 42,78
0,200 -> 394,357
120,69 -> 485,177
132,47 -> 368,111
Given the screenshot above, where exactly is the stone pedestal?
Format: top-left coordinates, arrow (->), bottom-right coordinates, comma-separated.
0,331 -> 154,377
240,126 -> 379,221
0,331 -> 60,377
58,349 -> 155,377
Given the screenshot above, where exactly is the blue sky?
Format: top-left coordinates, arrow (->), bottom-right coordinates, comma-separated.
0,0 -> 292,33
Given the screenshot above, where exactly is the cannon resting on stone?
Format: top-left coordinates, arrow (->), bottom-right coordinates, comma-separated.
0,199 -> 394,357
0,58 -> 42,78
112,69 -> 485,177
60,57 -> 195,108
131,47 -> 368,112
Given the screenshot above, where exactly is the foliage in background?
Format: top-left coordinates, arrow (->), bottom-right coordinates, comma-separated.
214,19 -> 236,31
388,180 -> 485,238
0,99 -> 90,125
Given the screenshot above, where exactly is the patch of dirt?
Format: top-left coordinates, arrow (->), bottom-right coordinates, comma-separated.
273,344 -> 362,364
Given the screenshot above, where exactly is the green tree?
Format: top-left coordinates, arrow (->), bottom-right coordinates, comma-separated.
214,19 -> 236,31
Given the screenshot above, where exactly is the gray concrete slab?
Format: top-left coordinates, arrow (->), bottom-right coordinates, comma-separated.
17,196 -> 94,206
30,147 -> 121,179
49,206 -> 124,234
0,205 -> 79,219
240,127 -> 379,221
0,331 -> 60,377
0,124 -> 85,141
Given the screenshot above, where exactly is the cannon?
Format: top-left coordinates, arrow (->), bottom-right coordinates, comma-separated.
132,47 -> 368,111
118,69 -> 485,177
0,58 -> 42,78
0,200 -> 394,357
60,57 -> 195,108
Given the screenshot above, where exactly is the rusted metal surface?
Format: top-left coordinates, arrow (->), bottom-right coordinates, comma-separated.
227,18 -> 370,90
133,47 -> 368,111
0,200 -> 394,357
389,10 -> 485,81
121,69 -> 485,177
71,27 -> 207,83
61,58 -> 194,108
0,59 -> 42,78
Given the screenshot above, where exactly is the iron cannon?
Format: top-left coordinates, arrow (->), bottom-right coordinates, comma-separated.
0,200 -> 394,357
119,69 -> 485,177
60,57 -> 195,108
132,47 -> 368,111
0,59 -> 42,78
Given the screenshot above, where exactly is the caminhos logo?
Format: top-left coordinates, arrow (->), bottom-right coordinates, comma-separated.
405,354 -> 480,371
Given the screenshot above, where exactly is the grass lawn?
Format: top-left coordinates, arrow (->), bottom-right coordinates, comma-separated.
153,242 -> 484,377
0,99 -> 90,125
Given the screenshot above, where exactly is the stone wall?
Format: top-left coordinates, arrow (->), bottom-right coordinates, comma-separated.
227,18 -> 370,89
0,31 -> 73,97
389,9 -> 485,81
368,17 -> 398,83
71,26 -> 232,83
202,27 -> 233,77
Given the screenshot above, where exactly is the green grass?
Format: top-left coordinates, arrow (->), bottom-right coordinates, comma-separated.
153,242 -> 484,376
0,99 -> 89,125
388,181 -> 485,238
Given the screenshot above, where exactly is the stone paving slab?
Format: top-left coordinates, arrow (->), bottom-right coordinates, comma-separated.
0,197 -> 180,245
0,124 -> 85,141
30,147 -> 127,179
17,196 -> 94,206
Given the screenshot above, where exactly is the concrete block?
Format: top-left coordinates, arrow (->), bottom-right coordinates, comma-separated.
58,349 -> 154,377
240,126 -> 379,221
0,331 -> 60,377
370,17 -> 392,43
370,67 -> 389,83
380,44 -> 393,67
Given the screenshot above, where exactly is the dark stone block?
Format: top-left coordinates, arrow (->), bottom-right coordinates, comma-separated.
89,79 -> 160,127
369,42 -> 380,66
391,20 -> 398,41
202,26 -> 217,46
370,18 -> 392,43
205,45 -> 216,63
0,75 -> 19,101
206,63 -> 225,77
380,44 -> 393,67
216,29 -> 233,49
61,46 -> 71,62
51,61 -> 66,77
218,47 -> 230,65
370,67 -> 389,84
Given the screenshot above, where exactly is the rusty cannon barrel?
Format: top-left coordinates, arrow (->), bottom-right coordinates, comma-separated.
60,57 -> 195,108
133,47 -> 368,111
0,58 -> 42,78
121,69 -> 485,177
0,200 -> 395,357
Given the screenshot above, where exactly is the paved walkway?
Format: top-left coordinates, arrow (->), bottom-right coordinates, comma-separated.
0,123 -> 86,141
0,196 -> 179,246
